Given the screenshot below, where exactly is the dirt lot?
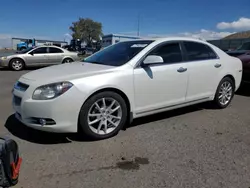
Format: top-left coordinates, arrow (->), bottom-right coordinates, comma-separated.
0,68 -> 250,188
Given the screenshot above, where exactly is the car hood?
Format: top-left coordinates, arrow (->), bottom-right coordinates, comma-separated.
21,62 -> 115,83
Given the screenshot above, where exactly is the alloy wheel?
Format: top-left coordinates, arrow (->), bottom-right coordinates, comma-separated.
64,59 -> 72,63
87,97 -> 122,135
12,60 -> 23,70
218,81 -> 233,106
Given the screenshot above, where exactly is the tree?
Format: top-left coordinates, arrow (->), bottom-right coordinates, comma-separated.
69,18 -> 103,46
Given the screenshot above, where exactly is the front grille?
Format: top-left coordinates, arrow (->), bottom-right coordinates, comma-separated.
14,82 -> 29,92
13,95 -> 22,106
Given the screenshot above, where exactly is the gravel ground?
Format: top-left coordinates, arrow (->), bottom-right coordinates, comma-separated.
0,68 -> 250,188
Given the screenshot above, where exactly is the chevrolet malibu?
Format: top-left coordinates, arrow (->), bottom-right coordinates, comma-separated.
0,46 -> 79,71
12,37 -> 242,139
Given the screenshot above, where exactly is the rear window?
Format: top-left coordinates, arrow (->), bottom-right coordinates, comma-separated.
184,41 -> 218,61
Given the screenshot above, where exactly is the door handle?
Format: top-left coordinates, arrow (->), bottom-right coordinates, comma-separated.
214,63 -> 221,68
177,67 -> 187,73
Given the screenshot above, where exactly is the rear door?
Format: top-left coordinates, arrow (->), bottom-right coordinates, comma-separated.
182,41 -> 222,101
47,47 -> 64,64
25,47 -> 49,66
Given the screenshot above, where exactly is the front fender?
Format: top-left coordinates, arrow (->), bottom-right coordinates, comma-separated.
8,57 -> 26,65
71,69 -> 135,113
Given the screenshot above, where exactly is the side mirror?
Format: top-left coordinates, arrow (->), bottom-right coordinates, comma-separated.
143,55 -> 164,66
29,51 -> 34,56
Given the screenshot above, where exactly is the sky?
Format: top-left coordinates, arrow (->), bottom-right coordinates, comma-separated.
1,0 -> 250,47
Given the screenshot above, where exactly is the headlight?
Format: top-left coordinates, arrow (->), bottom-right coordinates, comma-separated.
32,82 -> 73,100
1,57 -> 7,60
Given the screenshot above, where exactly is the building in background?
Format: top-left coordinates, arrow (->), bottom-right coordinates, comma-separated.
102,34 -> 141,47
11,38 -> 68,50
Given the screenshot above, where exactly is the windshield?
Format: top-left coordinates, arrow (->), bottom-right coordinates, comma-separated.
83,40 -> 153,66
237,42 -> 250,50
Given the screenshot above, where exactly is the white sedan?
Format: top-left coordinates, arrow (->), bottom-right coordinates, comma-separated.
12,37 -> 242,139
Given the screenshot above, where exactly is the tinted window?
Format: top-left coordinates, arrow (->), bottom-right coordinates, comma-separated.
49,47 -> 63,53
237,42 -> 250,50
184,42 -> 217,61
149,43 -> 183,63
83,40 -> 153,66
32,47 -> 47,54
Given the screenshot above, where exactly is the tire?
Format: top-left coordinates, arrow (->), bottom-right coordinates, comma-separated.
213,77 -> 235,109
9,59 -> 25,71
62,58 -> 73,64
79,91 -> 128,140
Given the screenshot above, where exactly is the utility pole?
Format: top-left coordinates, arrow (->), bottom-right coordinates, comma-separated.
137,14 -> 140,36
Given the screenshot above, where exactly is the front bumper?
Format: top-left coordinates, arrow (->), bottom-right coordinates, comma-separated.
12,80 -> 83,133
0,59 -> 9,67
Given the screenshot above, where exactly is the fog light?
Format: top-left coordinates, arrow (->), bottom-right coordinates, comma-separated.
39,119 -> 46,126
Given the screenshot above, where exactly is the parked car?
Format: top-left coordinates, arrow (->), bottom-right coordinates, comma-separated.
12,38 -> 242,139
238,53 -> 250,83
226,41 -> 250,57
0,46 -> 79,71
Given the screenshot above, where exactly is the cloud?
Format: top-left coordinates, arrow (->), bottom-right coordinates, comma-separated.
179,29 -> 234,40
64,33 -> 72,39
145,29 -> 233,40
63,33 -> 72,44
217,17 -> 250,30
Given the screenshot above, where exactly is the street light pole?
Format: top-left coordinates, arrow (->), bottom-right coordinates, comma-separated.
137,14 -> 140,37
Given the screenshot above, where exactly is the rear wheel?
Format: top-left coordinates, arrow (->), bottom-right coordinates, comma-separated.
9,59 -> 25,71
213,77 -> 235,108
79,91 -> 128,140
62,58 -> 73,64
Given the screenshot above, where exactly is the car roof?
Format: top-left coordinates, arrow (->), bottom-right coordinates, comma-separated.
124,37 -> 208,44
35,45 -> 63,48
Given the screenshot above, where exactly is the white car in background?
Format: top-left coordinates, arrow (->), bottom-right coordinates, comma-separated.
12,37 -> 242,139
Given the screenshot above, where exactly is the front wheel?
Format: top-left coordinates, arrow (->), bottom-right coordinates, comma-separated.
9,59 -> 25,71
79,91 -> 128,140
213,77 -> 235,109
62,58 -> 73,64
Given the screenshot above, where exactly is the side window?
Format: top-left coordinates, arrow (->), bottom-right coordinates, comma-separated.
49,47 -> 63,53
184,42 -> 217,61
31,47 -> 48,54
148,42 -> 183,63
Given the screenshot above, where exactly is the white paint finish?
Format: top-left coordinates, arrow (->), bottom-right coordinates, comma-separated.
143,55 -> 164,65
12,37 -> 242,133
133,63 -> 188,114
185,59 -> 222,101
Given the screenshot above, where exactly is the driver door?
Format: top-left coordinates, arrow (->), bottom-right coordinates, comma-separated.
25,47 -> 49,66
133,42 -> 188,115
